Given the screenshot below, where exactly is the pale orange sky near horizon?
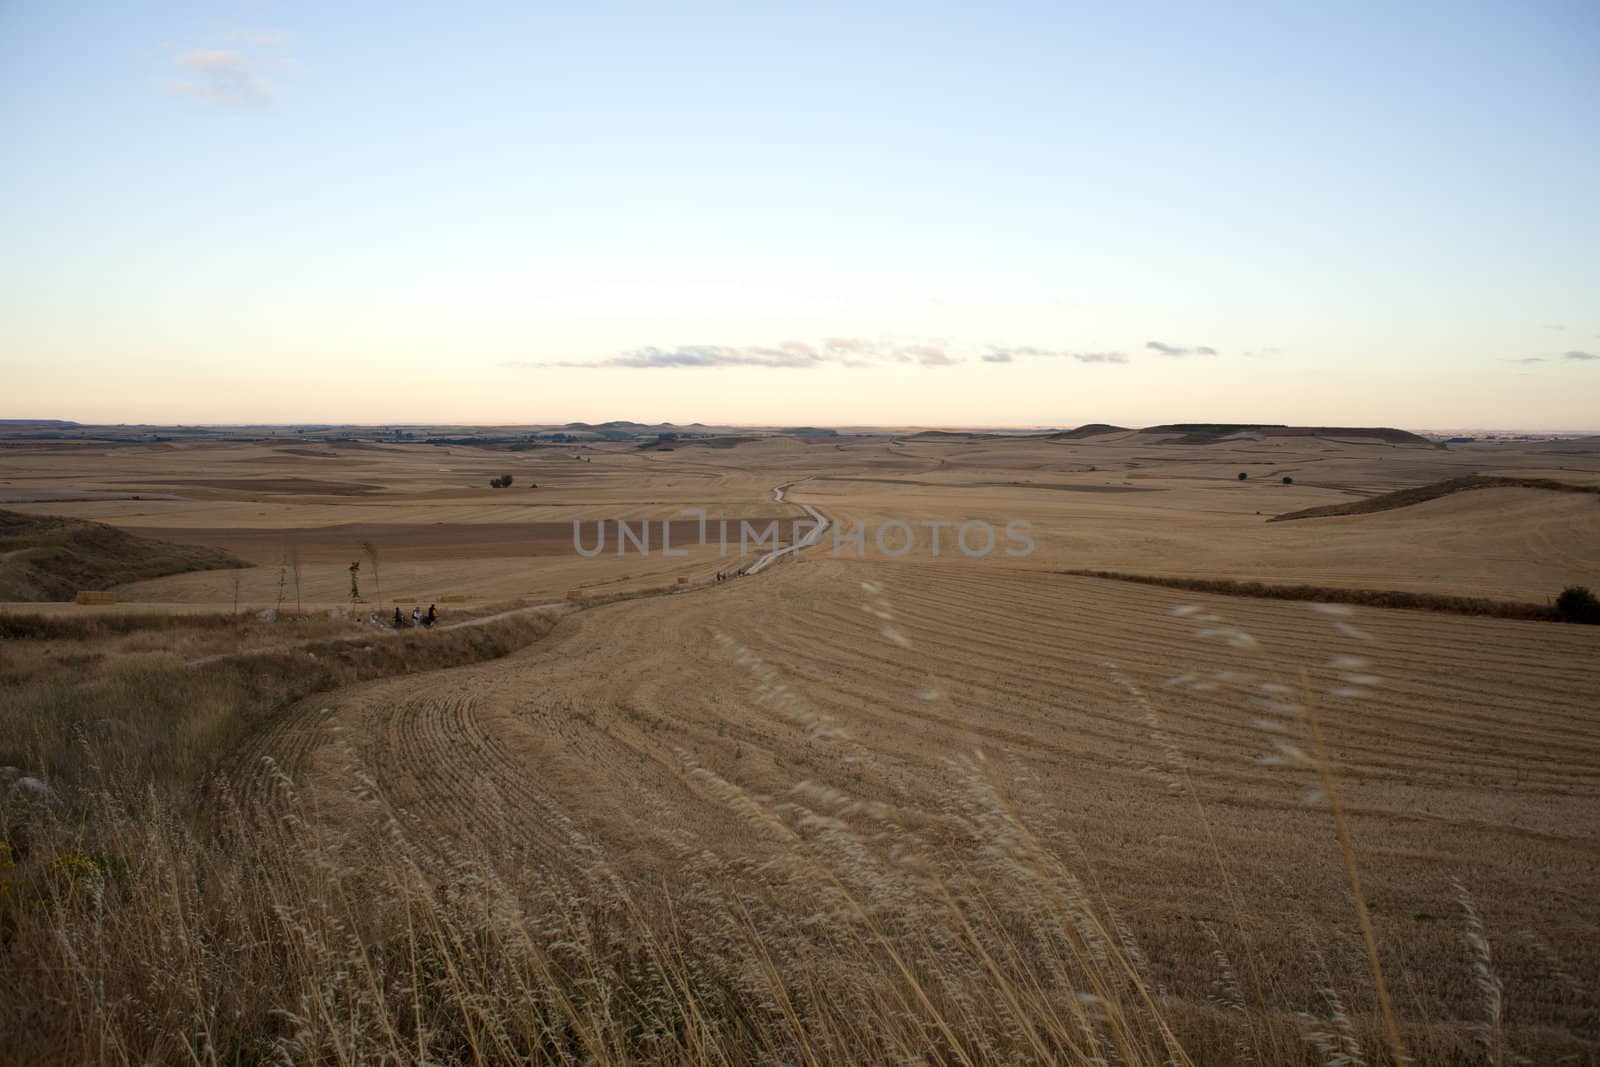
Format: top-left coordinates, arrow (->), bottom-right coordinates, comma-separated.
3,3 -> 1597,431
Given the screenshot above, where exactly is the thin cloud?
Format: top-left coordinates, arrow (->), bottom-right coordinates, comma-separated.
1146,340 -> 1217,357
166,49 -> 272,107
1564,350 -> 1599,361
1509,357 -> 1547,364
600,345 -> 824,369
164,30 -> 292,108
517,337 -> 1134,370
981,347 -> 1129,364
901,344 -> 954,366
1544,323 -> 1568,331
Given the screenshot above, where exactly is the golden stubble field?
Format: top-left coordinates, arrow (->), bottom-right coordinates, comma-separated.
4,429 -> 1600,1060
3,429 -> 1597,605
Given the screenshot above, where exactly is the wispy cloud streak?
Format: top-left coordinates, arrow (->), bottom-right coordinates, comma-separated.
512,338 -> 1145,370
164,30 -> 292,108
1146,340 -> 1217,357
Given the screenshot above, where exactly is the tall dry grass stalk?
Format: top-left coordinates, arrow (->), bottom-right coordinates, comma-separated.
0,596 -> 1569,1063
1299,669 -> 1408,1066
4,767 -> 1210,1065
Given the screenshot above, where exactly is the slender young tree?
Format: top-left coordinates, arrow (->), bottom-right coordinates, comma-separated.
288,541 -> 303,615
275,556 -> 287,616
361,540 -> 382,603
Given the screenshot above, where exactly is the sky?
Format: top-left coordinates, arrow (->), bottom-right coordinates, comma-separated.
2,1 -> 1597,429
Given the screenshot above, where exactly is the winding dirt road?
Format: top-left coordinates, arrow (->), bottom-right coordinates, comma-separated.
746,481 -> 830,575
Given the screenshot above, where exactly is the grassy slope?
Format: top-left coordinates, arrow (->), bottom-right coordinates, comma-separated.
0,609 -> 561,785
0,509 -> 248,601
1059,568 -> 1561,619
1268,474 -> 1600,522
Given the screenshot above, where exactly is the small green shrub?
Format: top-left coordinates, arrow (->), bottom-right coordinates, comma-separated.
1282,476 -> 1293,485
1237,472 -> 1248,481
1555,585 -> 1600,624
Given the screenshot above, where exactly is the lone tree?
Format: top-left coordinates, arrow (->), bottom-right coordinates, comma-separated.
490,474 -> 514,488
1282,475 -> 1294,485
1556,585 -> 1600,624
1237,472 -> 1248,481
361,540 -> 382,603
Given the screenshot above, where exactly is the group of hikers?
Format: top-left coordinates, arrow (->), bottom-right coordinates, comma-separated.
712,568 -> 747,583
368,604 -> 439,630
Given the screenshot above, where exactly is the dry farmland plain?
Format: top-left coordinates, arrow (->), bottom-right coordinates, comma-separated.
3,428 -> 1599,1064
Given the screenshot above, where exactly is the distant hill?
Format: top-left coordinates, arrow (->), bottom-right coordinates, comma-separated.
899,430 -> 1008,441
1143,424 -> 1434,446
1269,475 -> 1600,522
0,510 -> 248,602
559,421 -> 691,441
563,420 -> 682,432
637,435 -> 759,450
1048,424 -> 1127,440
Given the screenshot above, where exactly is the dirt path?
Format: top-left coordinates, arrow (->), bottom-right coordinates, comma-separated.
746,480 -> 830,575
181,599 -> 569,667
186,480 -> 830,667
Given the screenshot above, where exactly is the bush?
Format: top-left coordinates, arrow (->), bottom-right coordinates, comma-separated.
1282,476 -> 1293,485
489,474 -> 514,489
1556,585 -> 1600,624
1237,472 -> 1248,481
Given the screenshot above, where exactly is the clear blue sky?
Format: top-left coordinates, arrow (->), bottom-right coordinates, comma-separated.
2,1 -> 1596,428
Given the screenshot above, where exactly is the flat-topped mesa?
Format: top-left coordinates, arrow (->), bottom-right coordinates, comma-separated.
1141,424 -> 1435,446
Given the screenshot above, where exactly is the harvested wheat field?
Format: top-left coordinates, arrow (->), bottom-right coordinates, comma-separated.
3,432 -> 1599,1064
13,7 -> 1600,1060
